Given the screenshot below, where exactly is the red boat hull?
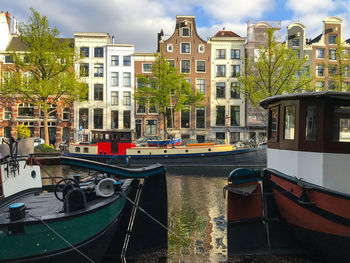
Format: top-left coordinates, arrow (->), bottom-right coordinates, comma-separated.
264,168 -> 350,261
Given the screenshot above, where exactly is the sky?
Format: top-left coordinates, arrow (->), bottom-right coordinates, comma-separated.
2,0 -> 350,52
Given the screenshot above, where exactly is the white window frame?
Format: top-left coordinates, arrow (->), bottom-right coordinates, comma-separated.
111,72 -> 119,86
195,107 -> 206,129
198,44 -> 205,53
195,78 -> 206,94
196,60 -> 206,73
180,42 -> 191,54
142,63 -> 152,73
182,27 -> 190,37
167,44 -> 173,53
181,60 -> 191,74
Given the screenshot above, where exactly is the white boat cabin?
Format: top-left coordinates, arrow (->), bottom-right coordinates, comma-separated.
260,92 -> 350,193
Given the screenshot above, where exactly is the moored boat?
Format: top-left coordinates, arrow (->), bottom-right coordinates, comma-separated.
0,138 -> 167,263
225,92 -> 350,261
65,130 -> 266,167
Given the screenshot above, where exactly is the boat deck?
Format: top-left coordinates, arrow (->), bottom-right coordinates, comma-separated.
0,180 -> 131,225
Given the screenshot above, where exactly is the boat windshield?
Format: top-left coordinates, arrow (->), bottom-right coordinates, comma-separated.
333,106 -> 350,142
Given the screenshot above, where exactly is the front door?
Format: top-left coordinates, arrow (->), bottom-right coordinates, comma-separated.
135,119 -> 142,138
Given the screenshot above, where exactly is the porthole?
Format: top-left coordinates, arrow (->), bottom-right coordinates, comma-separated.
198,44 -> 205,53
167,44 -> 173,52
164,150 -> 167,153
185,149 -> 188,152
137,150 -> 141,154
31,170 -> 36,179
208,148 -> 211,152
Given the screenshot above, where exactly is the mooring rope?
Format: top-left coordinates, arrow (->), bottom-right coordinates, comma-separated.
118,190 -> 191,247
28,214 -> 95,263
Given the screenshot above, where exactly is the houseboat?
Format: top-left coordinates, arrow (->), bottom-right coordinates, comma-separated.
225,92 -> 350,261
66,130 -> 266,167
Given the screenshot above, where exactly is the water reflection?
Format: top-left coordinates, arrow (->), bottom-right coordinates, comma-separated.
167,168 -> 229,263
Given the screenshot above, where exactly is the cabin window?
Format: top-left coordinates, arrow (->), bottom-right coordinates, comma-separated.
306,105 -> 317,141
333,106 -> 350,142
269,107 -> 279,140
75,147 -> 80,153
83,147 -> 89,153
284,106 -> 295,140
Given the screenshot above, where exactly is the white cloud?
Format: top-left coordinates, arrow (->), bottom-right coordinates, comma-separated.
286,0 -> 336,14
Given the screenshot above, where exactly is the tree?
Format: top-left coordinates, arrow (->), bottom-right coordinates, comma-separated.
1,8 -> 87,145
240,28 -> 313,109
134,53 -> 204,138
16,124 -> 31,139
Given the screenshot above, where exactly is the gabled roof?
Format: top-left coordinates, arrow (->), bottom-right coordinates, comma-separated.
6,36 -> 74,51
307,33 -> 322,45
213,31 -> 240,38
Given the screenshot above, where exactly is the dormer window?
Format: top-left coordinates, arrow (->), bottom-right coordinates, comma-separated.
182,28 -> 190,37
292,39 -> 299,47
329,35 -> 336,44
167,44 -> 173,53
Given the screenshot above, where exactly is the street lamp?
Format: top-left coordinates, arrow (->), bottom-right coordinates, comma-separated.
82,113 -> 87,143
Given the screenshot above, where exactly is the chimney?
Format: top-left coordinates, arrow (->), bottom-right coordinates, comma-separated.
112,36 -> 115,44
5,11 -> 10,31
157,29 -> 164,52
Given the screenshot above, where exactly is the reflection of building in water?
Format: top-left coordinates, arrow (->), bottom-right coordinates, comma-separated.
206,178 -> 227,262
167,174 -> 228,262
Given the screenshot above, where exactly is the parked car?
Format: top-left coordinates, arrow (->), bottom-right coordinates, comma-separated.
34,138 -> 45,148
134,136 -> 161,147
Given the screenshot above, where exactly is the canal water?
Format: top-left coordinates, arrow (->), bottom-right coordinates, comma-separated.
43,165 -> 312,263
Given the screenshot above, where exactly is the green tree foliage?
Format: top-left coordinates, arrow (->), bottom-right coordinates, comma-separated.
1,8 -> 87,144
16,124 -> 31,139
240,28 -> 313,109
134,53 -> 204,138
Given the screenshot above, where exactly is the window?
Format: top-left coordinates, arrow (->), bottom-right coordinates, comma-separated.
80,63 -> 89,77
111,110 -> 118,129
342,49 -> 349,59
316,48 -> 325,58
196,135 -> 205,143
79,109 -> 88,129
4,107 -> 11,120
94,64 -> 103,77
232,65 -> 240,77
216,65 -> 226,77
196,108 -> 205,129
306,105 -> 317,141
216,49 -> 225,59
167,60 -> 175,67
181,43 -> 191,53
230,106 -> 240,126
166,108 -> 174,129
18,103 -> 34,118
182,28 -> 190,37
123,56 -> 131,66
94,47 -> 103,58
145,120 -> 157,135
80,47 -> 89,58
328,81 -> 336,90
137,104 -> 146,114
329,66 -> 337,77
181,60 -> 190,73
94,84 -> 103,101
231,49 -> 240,59
181,109 -> 190,128
333,106 -> 350,142
111,91 -> 119,105
316,81 -> 324,91
111,55 -> 119,66
295,50 -> 300,58
143,63 -> 152,73
216,106 -> 225,126
123,91 -> 131,106
329,35 -> 336,44
123,111 -> 131,129
216,133 -> 225,140
196,79 -> 206,94
111,72 -> 119,86
329,49 -> 336,60
196,61 -> 206,72
149,104 -> 158,114
316,65 -> 324,77
216,82 -> 225,98
198,44 -> 205,53
62,127 -> 69,143
40,104 -> 57,119
284,106 -> 295,140
269,107 -> 278,140
62,108 -> 70,121
167,44 -> 173,52
231,132 -> 240,143
230,82 -> 240,99
4,127 -> 11,138
93,109 -> 103,129
292,39 -> 299,47
5,55 -> 13,63
123,72 -> 131,87
344,66 -> 350,78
